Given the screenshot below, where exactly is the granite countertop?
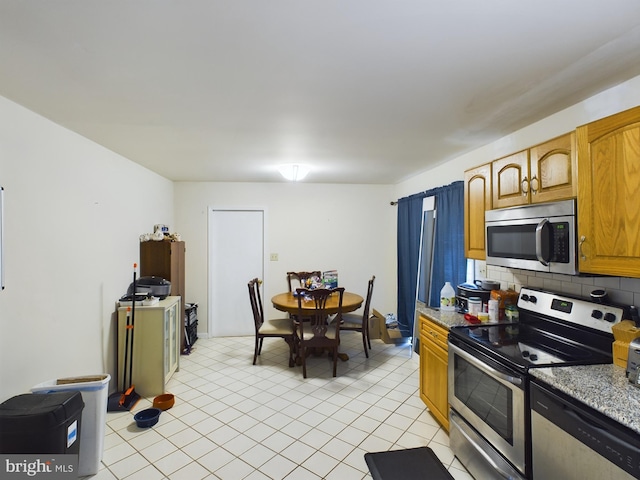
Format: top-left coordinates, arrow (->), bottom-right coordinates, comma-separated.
531,364 -> 640,436
416,303 -> 468,329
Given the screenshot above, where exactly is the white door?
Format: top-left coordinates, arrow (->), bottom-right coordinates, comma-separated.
209,209 -> 264,336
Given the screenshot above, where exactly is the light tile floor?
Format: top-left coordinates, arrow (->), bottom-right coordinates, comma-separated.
90,332 -> 474,480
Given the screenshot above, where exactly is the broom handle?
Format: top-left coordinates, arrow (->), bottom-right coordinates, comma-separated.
122,308 -> 131,391
128,264 -> 137,388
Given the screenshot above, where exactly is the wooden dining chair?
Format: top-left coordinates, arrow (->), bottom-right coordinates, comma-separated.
295,287 -> 345,378
287,271 -> 321,292
248,278 -> 296,367
340,275 -> 375,357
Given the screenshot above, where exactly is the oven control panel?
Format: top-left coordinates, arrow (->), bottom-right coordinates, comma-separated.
518,288 -> 624,334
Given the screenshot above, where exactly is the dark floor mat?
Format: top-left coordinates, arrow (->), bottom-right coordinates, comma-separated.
364,446 -> 454,480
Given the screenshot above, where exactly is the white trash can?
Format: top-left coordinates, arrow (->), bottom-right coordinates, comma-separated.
32,374 -> 110,476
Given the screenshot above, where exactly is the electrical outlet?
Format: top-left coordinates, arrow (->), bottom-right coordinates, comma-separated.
270,253 -> 278,261
478,262 -> 487,278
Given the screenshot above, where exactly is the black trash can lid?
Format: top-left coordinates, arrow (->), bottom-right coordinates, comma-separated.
0,391 -> 84,432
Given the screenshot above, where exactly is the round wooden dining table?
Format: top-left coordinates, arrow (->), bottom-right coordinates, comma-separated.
271,291 -> 364,316
271,291 -> 364,362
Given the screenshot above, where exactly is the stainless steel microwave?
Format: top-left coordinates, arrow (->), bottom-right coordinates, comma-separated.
485,199 -> 577,275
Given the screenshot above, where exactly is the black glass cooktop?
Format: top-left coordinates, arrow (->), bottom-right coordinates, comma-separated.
449,321 -> 612,371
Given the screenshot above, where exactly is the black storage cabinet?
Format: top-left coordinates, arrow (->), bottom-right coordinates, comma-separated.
185,303 -> 198,349
0,391 -> 84,455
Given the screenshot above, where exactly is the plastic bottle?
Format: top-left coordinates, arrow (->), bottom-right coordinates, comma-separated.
440,282 -> 456,312
488,299 -> 499,323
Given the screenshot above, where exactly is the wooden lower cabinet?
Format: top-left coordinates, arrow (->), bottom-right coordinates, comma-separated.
419,314 -> 449,431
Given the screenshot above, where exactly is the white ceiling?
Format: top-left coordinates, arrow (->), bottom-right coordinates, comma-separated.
2,1 -> 640,184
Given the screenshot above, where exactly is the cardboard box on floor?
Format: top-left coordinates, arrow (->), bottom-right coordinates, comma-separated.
369,309 -> 405,344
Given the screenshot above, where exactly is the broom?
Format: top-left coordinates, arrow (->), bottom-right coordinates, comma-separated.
107,263 -> 141,411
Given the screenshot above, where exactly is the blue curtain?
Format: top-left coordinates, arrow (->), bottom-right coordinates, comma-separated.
397,181 -> 466,337
428,181 -> 466,308
397,192 -> 426,337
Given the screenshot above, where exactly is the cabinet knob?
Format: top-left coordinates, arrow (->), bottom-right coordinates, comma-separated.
530,175 -> 539,195
521,176 -> 530,195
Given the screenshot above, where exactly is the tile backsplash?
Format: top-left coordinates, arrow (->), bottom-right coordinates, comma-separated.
475,261 -> 640,313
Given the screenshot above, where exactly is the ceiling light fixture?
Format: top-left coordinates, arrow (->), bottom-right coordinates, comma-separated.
278,164 -> 310,182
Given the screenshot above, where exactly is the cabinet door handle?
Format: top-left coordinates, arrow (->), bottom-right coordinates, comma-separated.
521,176 -> 529,195
579,235 -> 587,260
530,175 -> 539,195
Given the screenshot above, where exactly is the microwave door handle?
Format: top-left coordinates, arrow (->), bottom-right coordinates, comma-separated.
535,219 -> 550,266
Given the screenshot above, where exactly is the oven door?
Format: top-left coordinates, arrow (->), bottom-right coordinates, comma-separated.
448,340 -> 527,475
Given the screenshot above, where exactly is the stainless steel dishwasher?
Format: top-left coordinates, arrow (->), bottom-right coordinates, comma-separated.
530,379 -> 640,479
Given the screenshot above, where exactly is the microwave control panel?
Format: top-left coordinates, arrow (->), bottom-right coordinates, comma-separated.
551,222 -> 569,263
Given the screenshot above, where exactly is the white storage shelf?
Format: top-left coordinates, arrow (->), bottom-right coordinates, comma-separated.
117,296 -> 180,397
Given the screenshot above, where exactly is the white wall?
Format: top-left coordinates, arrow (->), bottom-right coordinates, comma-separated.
394,74 -> 640,198
0,97 -> 174,400
173,182 -> 396,336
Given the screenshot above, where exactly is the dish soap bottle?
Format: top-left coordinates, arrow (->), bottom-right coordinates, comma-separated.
440,282 -> 456,312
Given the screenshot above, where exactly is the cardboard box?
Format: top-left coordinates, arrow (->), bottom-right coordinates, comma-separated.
371,309 -> 405,344
322,270 -> 338,289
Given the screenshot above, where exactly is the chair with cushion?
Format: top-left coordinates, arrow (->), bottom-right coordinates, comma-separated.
295,287 -> 345,378
248,278 -> 296,367
287,271 -> 322,292
341,275 -> 375,358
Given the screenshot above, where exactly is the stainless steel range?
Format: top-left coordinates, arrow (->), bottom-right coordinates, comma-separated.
447,287 -> 624,479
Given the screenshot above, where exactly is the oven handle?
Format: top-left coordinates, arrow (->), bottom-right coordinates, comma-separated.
449,343 -> 523,387
535,218 -> 550,266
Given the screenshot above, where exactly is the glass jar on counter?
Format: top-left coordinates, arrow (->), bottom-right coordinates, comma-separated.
505,305 -> 519,336
505,305 -> 519,322
468,297 -> 482,316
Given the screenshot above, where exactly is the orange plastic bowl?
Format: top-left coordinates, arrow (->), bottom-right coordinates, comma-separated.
153,393 -> 175,410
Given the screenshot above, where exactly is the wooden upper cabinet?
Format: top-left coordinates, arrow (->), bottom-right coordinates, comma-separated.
464,163 -> 491,260
530,132 -> 577,203
492,133 -> 576,209
492,150 -> 529,208
577,105 -> 640,277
